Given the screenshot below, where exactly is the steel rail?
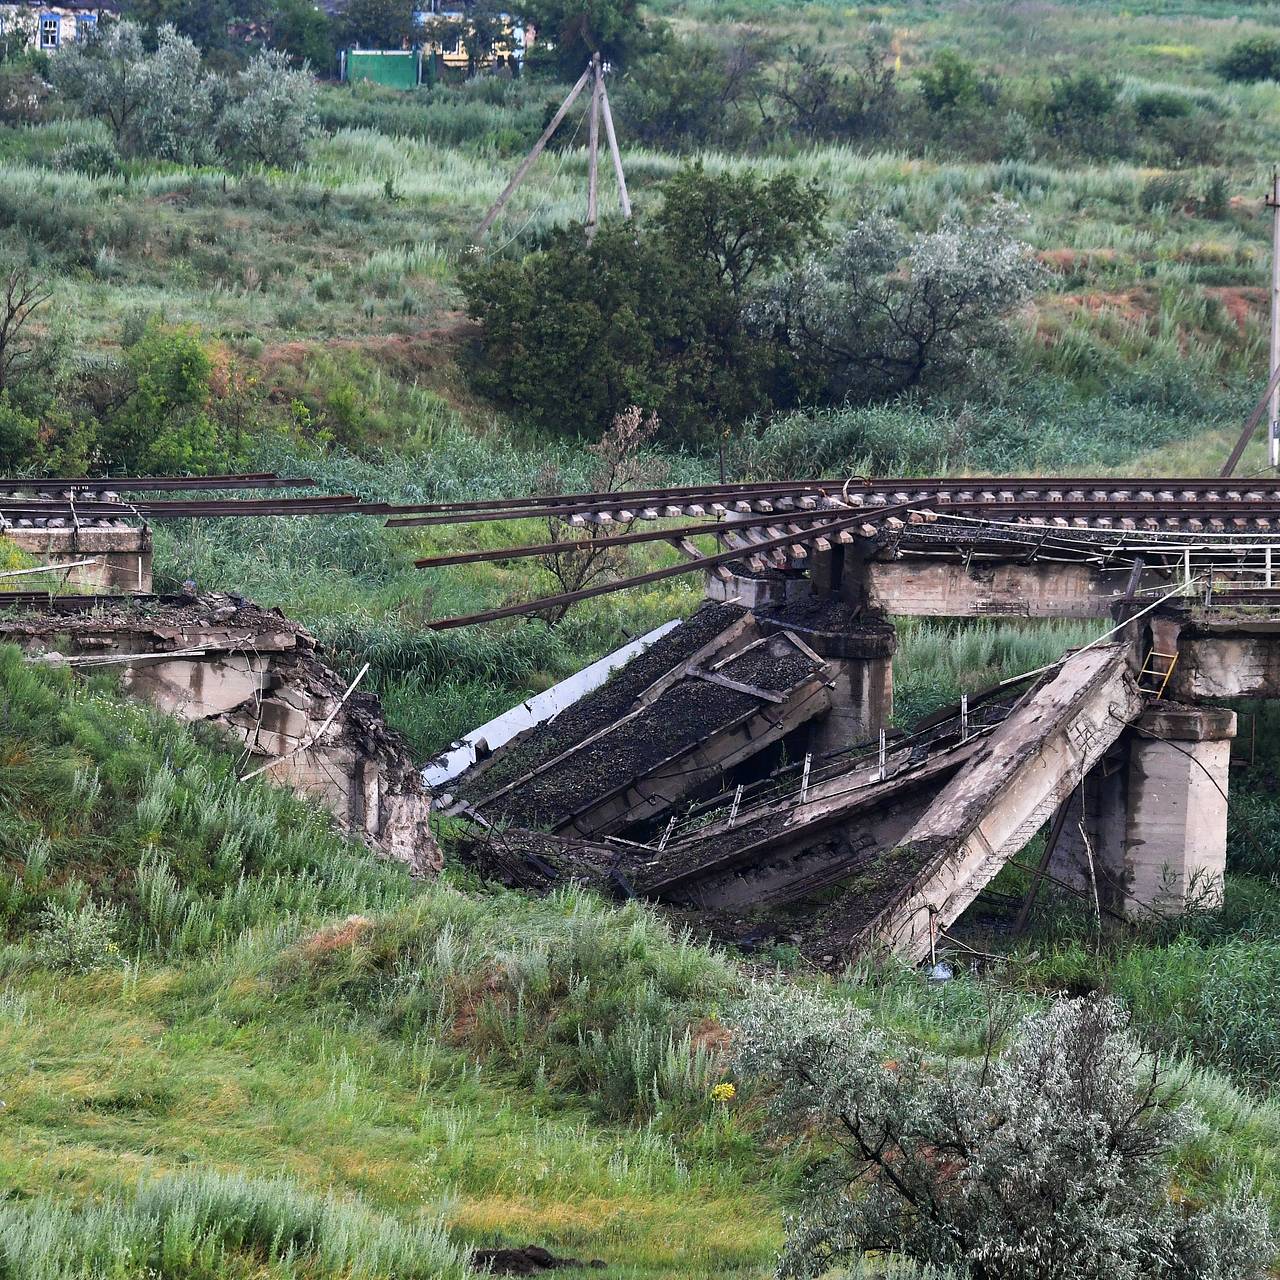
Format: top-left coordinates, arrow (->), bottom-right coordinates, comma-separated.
387,474 -> 1280,518
420,499 -> 1280,573
0,473 -> 317,492
414,506 -> 855,568
0,496 -> 379,518
424,496 -> 1280,628
425,503 -> 921,628
0,592 -> 157,610
387,482 -> 1280,529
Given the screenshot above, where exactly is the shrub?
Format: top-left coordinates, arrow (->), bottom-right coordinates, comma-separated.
1140,172 -> 1190,212
0,63 -> 49,126
734,988 -> 1276,1280
520,0 -> 654,80
1134,88 -> 1192,123
94,318 -> 225,473
35,899 -> 121,973
1217,35 -> 1280,83
0,391 -> 38,468
757,203 -> 1042,404
462,164 -> 825,442
218,48 -> 318,169
52,137 -> 120,175
51,21 -> 216,163
918,49 -> 982,114
1202,171 -> 1231,219
773,40 -> 898,141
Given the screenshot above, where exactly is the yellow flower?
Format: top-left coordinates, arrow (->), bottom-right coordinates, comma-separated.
711,1082 -> 736,1104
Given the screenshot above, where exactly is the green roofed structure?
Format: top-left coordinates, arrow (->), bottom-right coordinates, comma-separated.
339,48 -> 424,88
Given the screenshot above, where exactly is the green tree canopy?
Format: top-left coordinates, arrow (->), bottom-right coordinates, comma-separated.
337,0 -> 416,49
520,0 -> 652,80
461,165 -> 827,442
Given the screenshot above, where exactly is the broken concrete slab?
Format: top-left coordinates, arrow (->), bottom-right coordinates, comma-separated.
852,643 -> 1145,962
1,594 -> 439,875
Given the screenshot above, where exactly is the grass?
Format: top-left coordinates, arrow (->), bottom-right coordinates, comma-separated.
0,647 -> 777,1277
7,3 -> 1280,1271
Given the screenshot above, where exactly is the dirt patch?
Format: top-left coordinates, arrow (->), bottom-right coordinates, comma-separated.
1207,286 -> 1265,333
298,914 -> 372,959
471,1246 -> 605,1275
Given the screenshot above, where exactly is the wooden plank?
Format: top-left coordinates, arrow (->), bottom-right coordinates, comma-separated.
693,670 -> 787,703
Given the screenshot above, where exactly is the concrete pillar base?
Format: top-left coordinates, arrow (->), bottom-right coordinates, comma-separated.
1125,704 -> 1235,917
757,603 -> 896,755
1049,703 -> 1235,920
704,566 -> 788,610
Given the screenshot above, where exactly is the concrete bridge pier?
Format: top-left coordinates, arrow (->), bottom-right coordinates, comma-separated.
756,610 -> 896,755
1051,703 -> 1236,919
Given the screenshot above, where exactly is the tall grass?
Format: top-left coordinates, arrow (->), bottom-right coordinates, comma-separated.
275,884 -> 739,1120
0,1170 -> 464,1280
0,645 -> 418,957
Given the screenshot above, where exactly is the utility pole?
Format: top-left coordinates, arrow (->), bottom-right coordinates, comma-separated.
476,54 -> 631,243
585,52 -> 602,241
1269,171 -> 1280,467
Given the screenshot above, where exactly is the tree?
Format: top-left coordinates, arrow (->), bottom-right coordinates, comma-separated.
0,9 -> 35,63
534,405 -> 668,622
734,988 -> 1276,1280
1216,35 -> 1280,83
771,41 -> 897,141
219,48 -> 318,167
757,203 -> 1042,403
337,0 -> 416,49
95,319 -> 224,474
918,48 -> 982,114
0,268 -> 52,395
268,0 -> 334,69
520,0 -> 652,80
50,20 -> 152,150
51,21 -> 215,162
461,165 -> 825,441
121,0 -> 262,57
654,164 -> 827,300
617,33 -> 768,148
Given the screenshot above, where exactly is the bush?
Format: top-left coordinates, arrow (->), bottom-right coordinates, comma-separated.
462,164 -> 825,442
1139,172 -> 1190,212
0,391 -> 38,468
1134,88 -> 1192,123
734,988 -> 1276,1280
94,318 -> 224,473
51,21 -> 216,163
757,203 -> 1042,404
52,137 -> 120,176
218,48 -> 318,169
918,49 -> 982,114
35,899 -> 121,973
1217,35 -> 1280,83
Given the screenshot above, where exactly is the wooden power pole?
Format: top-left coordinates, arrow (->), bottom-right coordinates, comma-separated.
476,54 -> 630,242
1269,170 -> 1280,467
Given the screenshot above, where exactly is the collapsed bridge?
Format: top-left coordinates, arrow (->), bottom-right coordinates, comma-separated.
422,474 -> 1280,961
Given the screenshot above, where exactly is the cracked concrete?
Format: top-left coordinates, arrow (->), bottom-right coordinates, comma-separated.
1,594 -> 439,875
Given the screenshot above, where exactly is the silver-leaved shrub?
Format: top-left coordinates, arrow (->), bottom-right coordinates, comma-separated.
733,988 -> 1275,1280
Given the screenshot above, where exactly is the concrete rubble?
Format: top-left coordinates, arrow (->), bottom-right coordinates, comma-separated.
447,563 -> 1272,964
0,593 -> 440,875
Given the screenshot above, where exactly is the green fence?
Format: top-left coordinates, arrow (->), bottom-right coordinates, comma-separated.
340,49 -> 423,89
